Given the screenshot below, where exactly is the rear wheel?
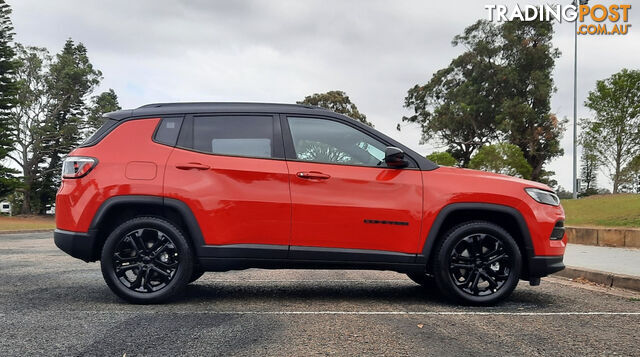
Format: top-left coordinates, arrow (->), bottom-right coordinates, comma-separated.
100,216 -> 194,304
432,221 -> 521,305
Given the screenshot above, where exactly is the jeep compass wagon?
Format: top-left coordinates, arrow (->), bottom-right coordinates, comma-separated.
55,102 -> 566,304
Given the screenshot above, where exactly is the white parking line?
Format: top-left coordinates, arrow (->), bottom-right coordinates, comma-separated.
4,311 -> 638,316
168,311 -> 640,316
200,279 -> 409,282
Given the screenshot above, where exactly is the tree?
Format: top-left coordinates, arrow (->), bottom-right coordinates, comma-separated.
579,139 -> 599,196
403,21 -> 503,167
87,89 -> 120,131
8,40 -> 102,213
403,18 -> 565,179
619,155 -> 640,193
498,18 -> 566,181
426,151 -> 457,166
0,0 -> 19,198
582,69 -> 640,193
7,44 -> 52,213
298,90 -> 373,127
468,143 -> 532,179
34,39 -> 102,212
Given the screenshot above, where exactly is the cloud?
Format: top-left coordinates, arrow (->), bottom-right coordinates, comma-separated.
9,0 -> 639,190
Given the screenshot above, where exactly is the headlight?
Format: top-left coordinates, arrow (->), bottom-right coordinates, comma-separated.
525,188 -> 560,206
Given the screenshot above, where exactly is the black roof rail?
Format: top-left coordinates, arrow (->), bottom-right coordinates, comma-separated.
137,102 -> 319,110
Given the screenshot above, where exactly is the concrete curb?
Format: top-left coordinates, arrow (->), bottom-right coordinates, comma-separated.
0,229 -> 54,235
553,266 -> 640,292
566,226 -> 640,248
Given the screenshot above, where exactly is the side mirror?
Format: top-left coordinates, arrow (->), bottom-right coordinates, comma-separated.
384,146 -> 408,168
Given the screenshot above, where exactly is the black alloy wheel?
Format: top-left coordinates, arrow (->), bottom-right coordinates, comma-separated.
432,221 -> 522,305
101,217 -> 193,304
112,228 -> 179,293
447,233 -> 512,296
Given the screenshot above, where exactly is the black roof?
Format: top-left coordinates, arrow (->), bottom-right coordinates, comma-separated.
105,102 -> 333,120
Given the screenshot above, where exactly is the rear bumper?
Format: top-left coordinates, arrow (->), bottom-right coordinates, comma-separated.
527,255 -> 565,278
54,229 -> 97,262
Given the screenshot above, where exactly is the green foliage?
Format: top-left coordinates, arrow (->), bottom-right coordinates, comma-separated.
87,89 -> 120,131
6,44 -> 50,214
9,40 -> 104,213
34,39 -> 102,213
555,186 -> 573,199
0,0 -> 19,198
426,151 -> 457,166
498,19 -> 566,181
298,90 -> 373,127
403,19 -> 565,179
0,1 -> 117,213
404,21 -> 502,167
619,155 -> 640,193
582,69 -> 640,193
579,139 -> 600,196
468,143 -> 532,179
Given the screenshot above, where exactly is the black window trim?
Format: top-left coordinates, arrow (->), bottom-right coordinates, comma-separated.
174,112 -> 286,161
280,114 -> 419,170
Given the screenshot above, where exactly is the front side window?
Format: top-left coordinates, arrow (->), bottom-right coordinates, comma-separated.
287,117 -> 388,166
192,116 -> 274,158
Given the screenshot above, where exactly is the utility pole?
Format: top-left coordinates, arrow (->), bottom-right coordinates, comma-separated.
573,0 -> 588,199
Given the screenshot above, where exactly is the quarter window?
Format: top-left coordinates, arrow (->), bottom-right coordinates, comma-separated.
155,116 -> 184,146
192,116 -> 274,158
287,117 -> 388,166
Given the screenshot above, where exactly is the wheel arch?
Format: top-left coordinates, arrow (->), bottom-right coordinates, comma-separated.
419,203 -> 535,279
88,195 -> 206,262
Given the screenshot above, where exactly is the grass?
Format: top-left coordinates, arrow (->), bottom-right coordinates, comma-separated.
562,194 -> 640,228
0,215 -> 56,232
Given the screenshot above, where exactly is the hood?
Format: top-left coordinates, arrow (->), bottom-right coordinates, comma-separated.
434,166 -> 553,191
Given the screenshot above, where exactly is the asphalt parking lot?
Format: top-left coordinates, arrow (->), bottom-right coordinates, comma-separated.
1,232 -> 639,356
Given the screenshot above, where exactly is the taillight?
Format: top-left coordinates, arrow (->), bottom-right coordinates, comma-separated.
62,156 -> 97,179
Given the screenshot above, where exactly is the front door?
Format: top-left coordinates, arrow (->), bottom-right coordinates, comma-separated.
284,116 -> 423,255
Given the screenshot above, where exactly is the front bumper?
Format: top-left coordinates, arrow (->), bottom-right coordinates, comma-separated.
527,255 -> 565,278
54,229 -> 97,262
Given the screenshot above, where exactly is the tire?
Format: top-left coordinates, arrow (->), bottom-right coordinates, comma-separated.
432,221 -> 522,305
189,268 -> 205,284
406,272 -> 437,289
100,216 -> 194,304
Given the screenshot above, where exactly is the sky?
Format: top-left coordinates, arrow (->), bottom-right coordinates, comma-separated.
8,0 -> 640,190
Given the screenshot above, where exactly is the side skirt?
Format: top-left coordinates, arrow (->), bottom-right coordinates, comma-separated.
199,257 -> 425,274
197,245 -> 423,274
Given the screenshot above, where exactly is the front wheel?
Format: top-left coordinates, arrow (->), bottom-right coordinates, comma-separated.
100,216 -> 194,304
432,221 -> 522,305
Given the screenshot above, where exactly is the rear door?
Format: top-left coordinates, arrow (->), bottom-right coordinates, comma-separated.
163,114 -> 290,257
283,115 -> 423,257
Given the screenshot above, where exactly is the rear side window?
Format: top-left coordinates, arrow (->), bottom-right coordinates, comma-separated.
155,116 -> 184,146
191,116 -> 275,158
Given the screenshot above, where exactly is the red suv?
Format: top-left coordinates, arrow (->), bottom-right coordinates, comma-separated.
55,102 -> 566,304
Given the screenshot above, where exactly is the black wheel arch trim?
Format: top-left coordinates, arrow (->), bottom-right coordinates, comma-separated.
418,202 -> 538,277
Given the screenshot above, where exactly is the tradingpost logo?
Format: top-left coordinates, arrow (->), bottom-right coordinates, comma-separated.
485,2 -> 632,35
